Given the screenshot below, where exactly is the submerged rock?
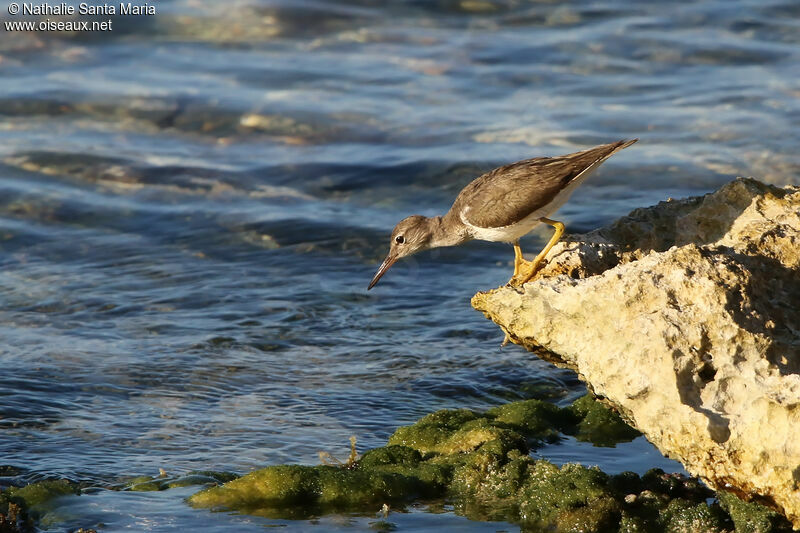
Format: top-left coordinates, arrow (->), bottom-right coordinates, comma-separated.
471,178 -> 800,527
0,479 -> 80,532
124,470 -> 238,492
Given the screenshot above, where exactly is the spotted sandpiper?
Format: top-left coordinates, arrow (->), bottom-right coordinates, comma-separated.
367,139 -> 637,290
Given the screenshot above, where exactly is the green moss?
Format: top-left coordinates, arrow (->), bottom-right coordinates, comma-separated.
357,445 -> 452,492
486,399 -> 566,444
717,491 -> 792,532
187,456 -> 452,513
317,466 -> 428,505
387,410 -> 510,454
555,494 -> 621,532
386,401 -> 566,457
1,479 -> 79,530
660,498 -> 731,533
5,480 -> 78,511
450,451 -> 532,504
388,395 -> 641,455
359,446 -> 422,468
518,461 -> 619,530
566,395 -> 641,446
617,512 -> 653,533
473,429 -> 529,459
186,392 -> 792,531
190,465 -> 320,509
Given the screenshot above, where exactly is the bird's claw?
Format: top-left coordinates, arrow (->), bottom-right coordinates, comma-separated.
506,258 -> 549,288
504,280 -> 526,294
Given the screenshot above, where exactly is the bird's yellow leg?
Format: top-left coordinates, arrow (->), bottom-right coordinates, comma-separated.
512,240 -> 523,277
508,240 -> 535,286
517,217 -> 565,285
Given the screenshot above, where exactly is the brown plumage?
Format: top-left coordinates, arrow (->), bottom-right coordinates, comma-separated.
368,139 -> 637,290
449,139 -> 637,230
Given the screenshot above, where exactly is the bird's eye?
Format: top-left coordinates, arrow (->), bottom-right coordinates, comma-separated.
395,235 -> 405,244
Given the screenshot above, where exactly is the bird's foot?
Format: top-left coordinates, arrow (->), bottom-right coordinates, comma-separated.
507,258 -> 533,287
507,258 -> 546,287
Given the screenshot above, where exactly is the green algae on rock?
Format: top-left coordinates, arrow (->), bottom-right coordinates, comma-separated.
718,491 -> 792,533
188,397 -> 595,516
0,479 -> 80,532
566,394 -> 641,447
3,480 -> 78,512
518,461 -> 619,530
188,459 -> 448,514
187,394 -> 775,532
386,395 -> 640,454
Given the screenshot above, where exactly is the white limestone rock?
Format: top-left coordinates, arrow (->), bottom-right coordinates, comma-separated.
472,178 -> 800,527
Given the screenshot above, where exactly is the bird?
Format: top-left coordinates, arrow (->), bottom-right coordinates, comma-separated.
367,139 -> 637,290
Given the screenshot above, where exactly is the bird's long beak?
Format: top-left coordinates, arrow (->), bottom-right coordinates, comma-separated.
368,252 -> 398,290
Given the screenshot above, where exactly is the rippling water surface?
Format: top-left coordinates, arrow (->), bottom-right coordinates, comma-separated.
1,0 -> 798,531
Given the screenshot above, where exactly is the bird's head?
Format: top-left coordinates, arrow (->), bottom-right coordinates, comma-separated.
368,215 -> 435,290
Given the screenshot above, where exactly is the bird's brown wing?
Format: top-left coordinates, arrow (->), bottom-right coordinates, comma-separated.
455,140 -> 636,229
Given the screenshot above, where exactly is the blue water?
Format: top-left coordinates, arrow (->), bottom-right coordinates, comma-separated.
0,0 -> 798,531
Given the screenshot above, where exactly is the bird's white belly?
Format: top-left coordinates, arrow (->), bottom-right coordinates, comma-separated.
464,210 -> 545,242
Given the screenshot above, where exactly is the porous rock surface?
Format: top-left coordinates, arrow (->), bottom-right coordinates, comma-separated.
472,178 -> 800,527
